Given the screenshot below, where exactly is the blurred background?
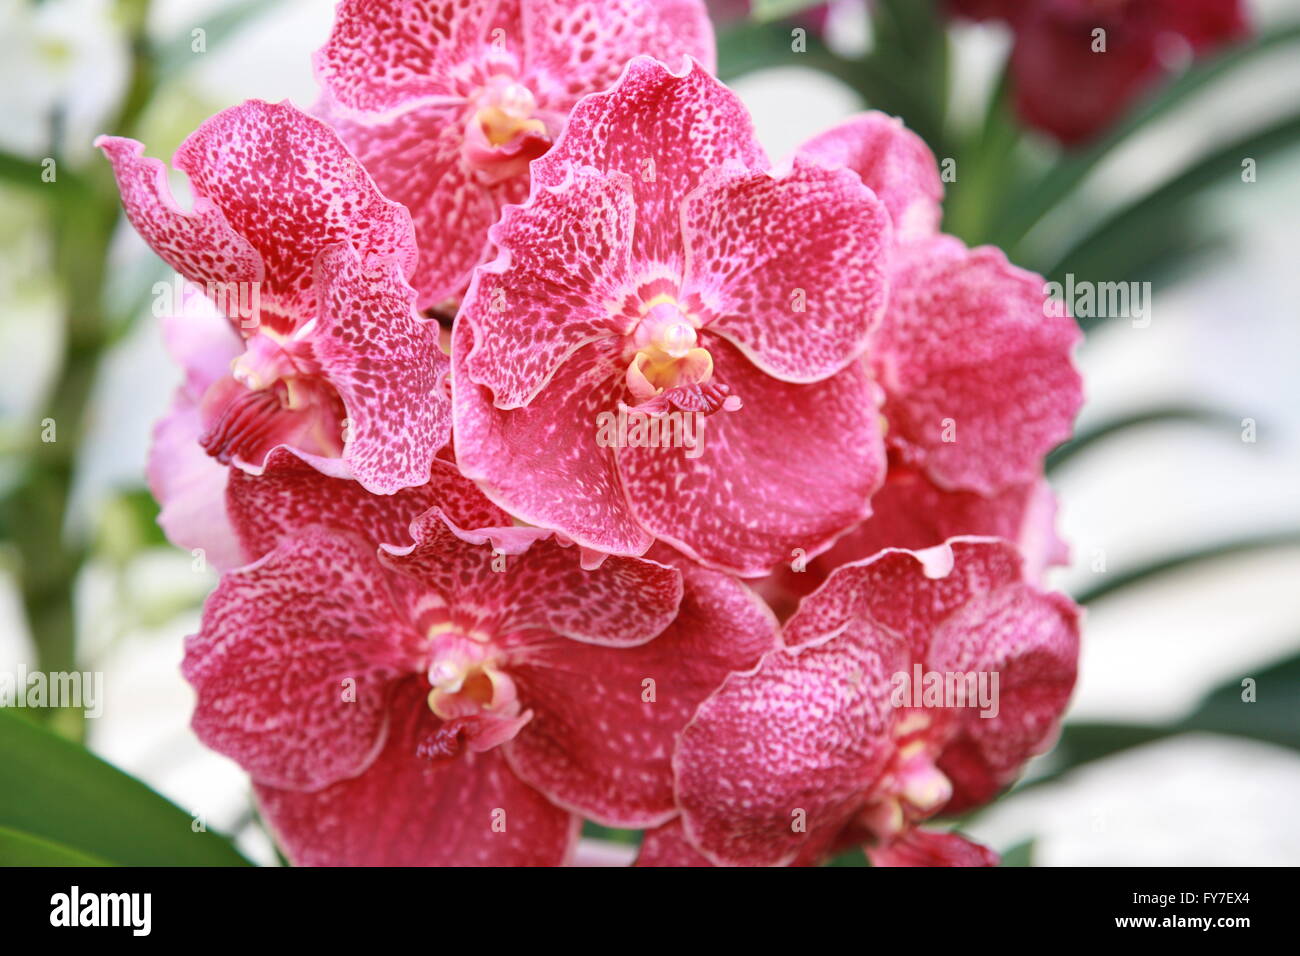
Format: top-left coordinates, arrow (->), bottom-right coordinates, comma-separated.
0,0 -> 1297,865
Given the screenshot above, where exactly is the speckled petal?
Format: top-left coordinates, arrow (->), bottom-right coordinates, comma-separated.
874,235 -> 1083,494
532,56 -> 767,266
506,549 -> 778,826
522,0 -> 715,103
683,158 -> 890,382
619,337 -> 885,577
255,678 -> 580,866
458,166 -> 636,408
311,241 -> 450,493
674,620 -> 907,866
182,527 -> 421,791
795,111 -> 943,242
452,329 -> 654,557
226,446 -> 508,563
381,509 -> 682,646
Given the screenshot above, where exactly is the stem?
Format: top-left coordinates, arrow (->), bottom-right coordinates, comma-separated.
2,0 -> 153,736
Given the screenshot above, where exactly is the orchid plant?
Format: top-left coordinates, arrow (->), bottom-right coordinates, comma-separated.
2,0 -> 1294,868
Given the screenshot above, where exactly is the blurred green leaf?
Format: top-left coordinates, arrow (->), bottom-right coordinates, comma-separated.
1046,111 -> 1300,283
826,848 -> 870,866
1047,406 -> 1243,472
0,825 -> 110,866
0,709 -> 252,866
154,0 -> 275,84
1073,530 -> 1300,605
1024,652 -> 1300,789
581,820 -> 641,846
990,23 -> 1300,251
999,838 -> 1035,867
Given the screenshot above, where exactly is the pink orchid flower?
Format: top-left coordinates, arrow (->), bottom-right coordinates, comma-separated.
185,448 -> 776,865
672,538 -> 1080,867
313,0 -> 716,309
97,100 -> 451,501
452,57 -> 893,577
797,113 -> 1084,496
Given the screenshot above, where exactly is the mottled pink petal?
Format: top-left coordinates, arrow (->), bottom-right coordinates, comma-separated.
256,678 -> 580,866
459,166 -> 636,408
148,399 -> 242,572
226,446 -> 508,563
183,528 -> 421,791
783,538 -> 1025,658
874,235 -> 1082,494
619,336 -> 885,577
147,301 -> 245,571
523,0 -> 715,102
635,820 -> 713,867
313,0 -> 508,112
674,620 -> 907,867
95,136 -> 263,325
795,111 -> 943,242
317,99 -> 500,309
927,581 -> 1080,812
866,828 -> 999,867
760,466 -> 1067,619
172,99 -> 416,329
683,157 -> 890,382
382,509 -> 682,647
506,550 -> 778,826
453,329 -> 653,556
532,56 -> 767,265
311,242 -> 450,493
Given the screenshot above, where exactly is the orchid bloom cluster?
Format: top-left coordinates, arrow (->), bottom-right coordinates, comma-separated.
98,0 -> 1084,867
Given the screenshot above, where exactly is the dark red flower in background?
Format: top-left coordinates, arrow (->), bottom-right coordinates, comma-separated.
950,0 -> 1249,144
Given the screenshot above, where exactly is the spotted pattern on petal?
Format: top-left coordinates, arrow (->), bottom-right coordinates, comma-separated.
619,337 -> 885,577
506,551 -> 777,826
927,583 -> 1079,812
795,111 -> 944,243
183,528 -> 420,792
460,167 -> 636,407
683,158 -> 890,382
312,242 -> 450,494
381,510 -> 682,647
95,136 -> 263,329
874,235 -> 1083,494
522,0 -> 715,103
173,100 -> 416,328
533,57 -> 767,266
453,328 -> 653,556
255,678 -> 579,867
674,620 -> 906,867
321,100 -> 500,308
226,448 -> 508,563
314,0 -> 517,112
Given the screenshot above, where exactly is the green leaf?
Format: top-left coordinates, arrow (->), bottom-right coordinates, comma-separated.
1046,111 -> 1300,283
0,709 -> 252,866
0,825 -> 111,866
1047,406 -> 1243,472
1072,530 -> 1300,605
988,24 -> 1300,251
999,838 -> 1035,867
154,0 -> 276,82
1021,652 -> 1300,789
